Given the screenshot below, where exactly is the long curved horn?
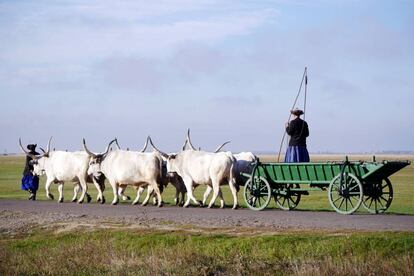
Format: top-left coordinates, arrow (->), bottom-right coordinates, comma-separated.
181,139 -> 188,151
115,138 -> 121,150
39,147 -> 46,154
44,136 -> 52,157
82,138 -> 97,157
186,129 -> 197,150
140,136 -> 149,153
18,138 -> 37,159
101,139 -> 116,156
148,136 -> 168,158
214,141 -> 231,153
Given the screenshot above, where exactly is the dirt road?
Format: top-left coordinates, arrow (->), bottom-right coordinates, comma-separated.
1,199 -> 413,234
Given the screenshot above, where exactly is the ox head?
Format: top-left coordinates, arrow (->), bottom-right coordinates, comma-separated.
83,138 -> 116,177
19,137 -> 52,176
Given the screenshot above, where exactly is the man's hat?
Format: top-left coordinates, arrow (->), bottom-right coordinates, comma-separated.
291,108 -> 304,116
27,144 -> 37,151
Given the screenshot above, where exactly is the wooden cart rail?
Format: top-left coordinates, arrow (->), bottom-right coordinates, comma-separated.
243,158 -> 411,214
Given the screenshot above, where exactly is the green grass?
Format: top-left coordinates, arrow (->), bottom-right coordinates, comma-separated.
1,229 -> 413,275
1,155 -> 413,214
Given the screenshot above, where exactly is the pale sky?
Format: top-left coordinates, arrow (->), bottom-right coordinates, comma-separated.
1,0 -> 413,154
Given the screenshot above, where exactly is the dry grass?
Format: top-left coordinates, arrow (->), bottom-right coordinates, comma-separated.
0,229 -> 413,275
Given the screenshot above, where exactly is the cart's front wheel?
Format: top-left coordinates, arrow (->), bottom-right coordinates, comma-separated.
274,184 -> 301,210
243,177 -> 271,211
328,173 -> 363,215
362,178 -> 393,214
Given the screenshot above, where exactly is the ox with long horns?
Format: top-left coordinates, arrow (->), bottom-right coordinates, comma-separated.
83,138 -> 164,206
148,136 -> 239,209
19,137 -> 106,203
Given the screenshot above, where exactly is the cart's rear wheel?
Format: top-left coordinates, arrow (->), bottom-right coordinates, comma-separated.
328,173 -> 363,215
274,184 -> 301,210
362,178 -> 393,214
243,177 -> 271,211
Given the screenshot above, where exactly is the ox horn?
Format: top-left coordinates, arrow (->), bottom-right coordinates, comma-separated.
83,138 -> 97,157
43,136 -> 52,157
148,136 -> 168,158
186,128 -> 197,151
18,138 -> 37,159
102,138 -> 116,156
181,139 -> 188,151
213,141 -> 231,153
139,136 -> 149,153
114,138 -> 121,150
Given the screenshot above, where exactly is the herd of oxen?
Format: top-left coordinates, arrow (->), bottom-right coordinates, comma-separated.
18,130 -> 257,209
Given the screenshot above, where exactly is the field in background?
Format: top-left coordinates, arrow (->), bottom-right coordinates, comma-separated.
0,154 -> 413,214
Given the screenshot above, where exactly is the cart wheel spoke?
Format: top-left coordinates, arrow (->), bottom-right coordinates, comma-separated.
243,177 -> 271,211
362,178 -> 393,214
328,172 -> 362,214
275,184 -> 301,211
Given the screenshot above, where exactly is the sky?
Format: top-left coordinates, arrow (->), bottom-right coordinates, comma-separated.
1,0 -> 413,154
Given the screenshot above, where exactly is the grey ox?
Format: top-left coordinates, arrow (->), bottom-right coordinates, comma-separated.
19,137 -> 106,203
149,137 -> 239,209
83,138 -> 164,206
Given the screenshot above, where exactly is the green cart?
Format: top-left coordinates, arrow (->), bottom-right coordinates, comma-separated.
243,157 -> 411,214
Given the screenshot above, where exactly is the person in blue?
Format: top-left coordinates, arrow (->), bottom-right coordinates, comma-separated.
284,108 -> 310,162
21,143 -> 40,200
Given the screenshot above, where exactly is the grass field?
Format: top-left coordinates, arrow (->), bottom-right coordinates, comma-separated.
0,154 -> 413,214
1,229 -> 413,275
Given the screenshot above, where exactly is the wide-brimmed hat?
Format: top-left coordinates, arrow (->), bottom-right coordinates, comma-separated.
27,144 -> 37,151
290,108 -> 304,116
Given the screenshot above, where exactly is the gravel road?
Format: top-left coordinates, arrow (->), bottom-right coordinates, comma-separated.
1,199 -> 413,234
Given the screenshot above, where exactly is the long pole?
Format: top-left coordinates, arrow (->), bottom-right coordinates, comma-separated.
277,67 -> 307,162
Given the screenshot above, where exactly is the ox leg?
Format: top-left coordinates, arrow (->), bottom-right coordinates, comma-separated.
91,178 -> 104,204
218,189 -> 225,209
182,178 -> 201,208
118,185 -> 131,201
133,186 -> 145,205
151,183 -> 163,207
72,183 -> 80,202
45,179 -> 54,200
141,185 -> 152,206
228,180 -> 238,210
77,178 -> 88,204
109,181 -> 119,205
179,191 -> 186,207
58,182 -> 64,203
208,182 -> 221,209
202,186 -> 213,207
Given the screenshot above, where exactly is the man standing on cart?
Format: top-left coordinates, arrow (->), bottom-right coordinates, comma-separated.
284,108 -> 310,162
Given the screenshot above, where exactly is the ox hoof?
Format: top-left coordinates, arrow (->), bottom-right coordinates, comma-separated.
111,201 -> 118,205
86,194 -> 92,203
132,201 -> 139,205
101,197 -> 106,204
48,194 -> 54,200
178,202 -> 184,207
58,198 -> 64,203
220,205 -> 225,209
71,198 -> 77,203
77,200 -> 84,204
141,203 -> 148,207
126,196 -> 131,201
97,197 -> 101,203
198,201 -> 203,207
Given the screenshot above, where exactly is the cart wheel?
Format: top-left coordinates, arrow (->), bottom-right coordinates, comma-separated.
328,173 -> 363,215
243,177 -> 271,211
274,184 -> 301,210
362,178 -> 393,214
